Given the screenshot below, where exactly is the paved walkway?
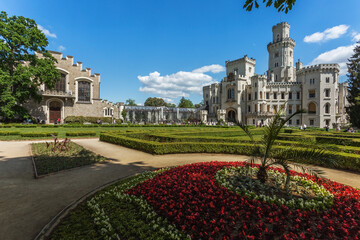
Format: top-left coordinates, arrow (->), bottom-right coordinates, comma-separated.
0,139 -> 359,240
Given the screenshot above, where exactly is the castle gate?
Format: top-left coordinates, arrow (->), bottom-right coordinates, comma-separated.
49,101 -> 62,123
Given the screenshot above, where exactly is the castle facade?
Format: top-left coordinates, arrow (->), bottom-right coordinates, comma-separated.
203,22 -> 348,128
24,51 -> 124,123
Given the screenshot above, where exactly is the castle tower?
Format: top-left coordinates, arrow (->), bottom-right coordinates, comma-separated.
267,22 -> 296,82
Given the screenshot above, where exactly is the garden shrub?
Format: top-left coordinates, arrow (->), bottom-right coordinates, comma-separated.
14,124 -> 37,128
0,125 -> 12,128
20,132 -> 58,137
0,131 -> 20,136
64,116 -> 122,124
65,131 -> 97,136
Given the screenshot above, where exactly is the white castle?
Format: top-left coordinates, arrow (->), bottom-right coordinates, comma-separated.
202,22 -> 348,128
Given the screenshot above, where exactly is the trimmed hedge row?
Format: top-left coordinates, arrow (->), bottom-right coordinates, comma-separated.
20,132 -> 58,137
65,131 -> 97,136
0,131 -> 20,136
100,132 -> 360,172
278,134 -> 360,147
0,125 -> 12,128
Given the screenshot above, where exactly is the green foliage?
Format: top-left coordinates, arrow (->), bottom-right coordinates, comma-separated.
125,98 -> 137,106
0,11 -> 59,121
144,97 -> 167,107
32,141 -> 106,175
0,131 -> 20,136
65,131 -> 96,136
64,116 -> 117,124
166,103 -> 176,108
121,109 -> 127,120
177,97 -> 194,108
21,132 -> 58,137
346,43 -> 360,128
243,0 -> 296,13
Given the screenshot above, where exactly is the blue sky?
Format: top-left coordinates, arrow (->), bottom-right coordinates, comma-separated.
2,0 -> 360,105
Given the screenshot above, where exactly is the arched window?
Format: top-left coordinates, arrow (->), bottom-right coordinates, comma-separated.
325,103 -> 330,114
308,102 -> 316,114
78,81 -> 91,102
46,73 -> 66,91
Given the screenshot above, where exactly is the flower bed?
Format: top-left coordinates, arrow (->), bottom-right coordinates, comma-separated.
50,162 -> 360,239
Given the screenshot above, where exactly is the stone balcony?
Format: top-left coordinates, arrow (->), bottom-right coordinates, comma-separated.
40,89 -> 75,98
246,112 -> 276,117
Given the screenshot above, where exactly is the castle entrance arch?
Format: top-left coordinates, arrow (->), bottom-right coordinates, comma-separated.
49,100 -> 62,123
227,110 -> 236,122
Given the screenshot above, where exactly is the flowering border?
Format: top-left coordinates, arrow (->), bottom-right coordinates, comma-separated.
215,166 -> 334,210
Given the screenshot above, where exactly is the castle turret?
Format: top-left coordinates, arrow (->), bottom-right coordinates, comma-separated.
267,22 -> 296,82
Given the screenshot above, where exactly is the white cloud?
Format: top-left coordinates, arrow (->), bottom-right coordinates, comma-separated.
162,98 -> 174,103
311,44 -> 356,76
58,45 -> 66,51
304,24 -> 349,43
37,25 -> 57,38
352,31 -> 360,42
138,64 -> 224,99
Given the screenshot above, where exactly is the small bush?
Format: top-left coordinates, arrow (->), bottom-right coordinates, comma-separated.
20,132 -> 58,137
0,131 -> 20,136
65,131 -> 96,136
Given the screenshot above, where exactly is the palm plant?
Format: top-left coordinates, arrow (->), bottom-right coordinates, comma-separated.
238,104 -> 337,188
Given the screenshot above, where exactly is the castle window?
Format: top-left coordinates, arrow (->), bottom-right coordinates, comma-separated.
255,92 -> 258,100
281,92 -> 285,99
325,103 -> 330,114
310,119 -> 314,126
289,92 -> 292,99
275,52 -> 279,58
266,92 -> 270,99
296,104 -> 301,111
296,119 -> 300,125
325,89 -> 330,98
248,105 -> 251,113
296,92 -> 300,100
290,51 -> 292,57
325,119 -> 330,126
273,105 -> 278,114
310,78 -> 315,85
260,91 -> 263,99
254,82 -> 257,87
227,89 -> 235,100
216,97 -> 219,104
248,93 -> 252,101
289,119 -> 292,125
249,67 -> 252,73
206,94 -> 208,98
78,81 -> 91,102
308,102 -> 316,114
326,77 -> 330,83
277,34 -> 280,41
288,105 -> 293,114
275,75 -> 278,81
267,105 -> 270,112
309,90 -> 316,98
46,73 -> 66,92
273,92 -> 277,100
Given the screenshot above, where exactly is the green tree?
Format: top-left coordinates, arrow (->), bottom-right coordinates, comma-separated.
178,97 -> 194,108
144,97 -> 167,107
125,98 -> 137,106
243,0 -> 296,13
195,100 -> 204,108
166,103 -> 176,108
239,105 -> 335,187
121,109 -> 127,120
0,11 -> 60,121
346,43 -> 360,128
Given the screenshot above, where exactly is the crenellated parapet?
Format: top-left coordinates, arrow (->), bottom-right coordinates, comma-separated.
296,63 -> 340,75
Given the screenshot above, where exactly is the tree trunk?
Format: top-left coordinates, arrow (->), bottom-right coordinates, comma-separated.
257,166 -> 268,183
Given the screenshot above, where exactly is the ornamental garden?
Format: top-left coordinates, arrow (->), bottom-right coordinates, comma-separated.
7,114 -> 357,239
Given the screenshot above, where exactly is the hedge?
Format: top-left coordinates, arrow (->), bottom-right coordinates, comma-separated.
0,131 -> 20,136
64,116 -> 122,124
0,125 -> 12,128
100,132 -> 360,172
14,125 -> 37,128
20,132 -> 58,137
65,131 -> 97,136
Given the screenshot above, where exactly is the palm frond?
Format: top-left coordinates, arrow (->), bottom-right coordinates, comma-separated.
237,121 -> 254,142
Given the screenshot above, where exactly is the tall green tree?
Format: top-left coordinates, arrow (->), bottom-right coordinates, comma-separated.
178,97 -> 194,108
166,103 -> 176,108
0,11 -> 59,121
243,0 -> 296,13
347,43 -> 360,128
144,97 -> 167,107
125,98 -> 137,106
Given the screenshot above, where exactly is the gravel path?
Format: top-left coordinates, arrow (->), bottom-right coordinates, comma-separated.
0,139 -> 359,240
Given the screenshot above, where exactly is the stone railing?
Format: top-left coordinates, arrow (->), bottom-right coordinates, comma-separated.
41,90 -> 74,97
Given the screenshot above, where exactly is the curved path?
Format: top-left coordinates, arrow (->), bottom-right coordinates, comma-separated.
0,139 -> 359,240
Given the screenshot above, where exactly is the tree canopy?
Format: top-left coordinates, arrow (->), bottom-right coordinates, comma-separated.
178,97 -> 194,108
125,98 -> 137,106
144,97 -> 167,107
243,0 -> 296,13
346,42 -> 360,128
0,11 -> 59,121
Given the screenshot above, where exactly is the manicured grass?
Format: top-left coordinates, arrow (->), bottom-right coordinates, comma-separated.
32,141 -> 106,176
